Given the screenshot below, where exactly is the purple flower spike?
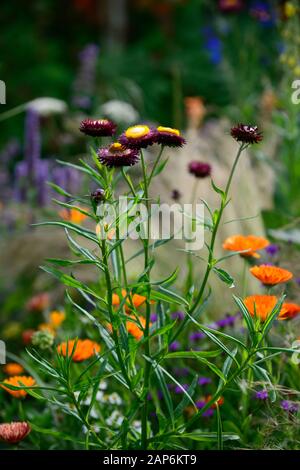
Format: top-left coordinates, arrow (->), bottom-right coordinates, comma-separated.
281,400 -> 299,413
265,244 -> 279,256
174,384 -> 189,394
150,313 -> 158,322
198,377 -> 212,386
255,390 -> 268,400
173,367 -> 189,377
169,341 -> 181,352
171,311 -> 185,321
189,331 -> 205,341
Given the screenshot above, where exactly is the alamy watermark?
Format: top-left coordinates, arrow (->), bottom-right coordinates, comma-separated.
0,340 -> 6,364
95,197 -> 205,251
291,80 -> 300,104
0,80 -> 6,104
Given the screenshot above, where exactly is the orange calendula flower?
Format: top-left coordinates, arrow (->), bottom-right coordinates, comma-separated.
250,265 -> 293,285
223,235 -> 269,258
49,310 -> 65,328
57,339 -> 100,362
206,395 -> 225,409
244,295 -> 288,321
279,303 -> 300,320
2,363 -> 24,376
112,289 -> 153,312
59,208 -> 88,224
1,376 -> 36,398
126,315 -> 147,340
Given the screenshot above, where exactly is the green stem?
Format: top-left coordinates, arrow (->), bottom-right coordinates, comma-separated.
100,239 -> 132,392
148,145 -> 165,185
140,150 -> 152,449
121,167 -> 137,197
171,143 -> 246,343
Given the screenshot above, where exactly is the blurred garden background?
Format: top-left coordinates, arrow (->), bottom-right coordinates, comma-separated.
1,0 -> 300,450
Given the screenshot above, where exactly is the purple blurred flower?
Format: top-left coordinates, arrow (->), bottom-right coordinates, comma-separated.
216,314 -> 238,328
171,311 -> 185,321
36,160 -> 50,206
72,43 -> 100,110
195,400 -> 214,417
173,367 -> 189,377
250,1 -> 275,27
189,331 -> 205,341
0,138 -> 20,163
150,313 -> 158,322
265,244 -> 279,256
169,341 -> 181,352
174,384 -> 189,394
198,377 -> 212,386
281,400 -> 299,413
202,27 -> 223,65
24,109 -> 41,178
295,277 -> 300,286
255,390 -> 268,400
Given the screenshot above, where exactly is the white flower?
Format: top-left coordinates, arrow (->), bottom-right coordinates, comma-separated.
27,97 -> 67,116
105,410 -> 124,428
99,380 -> 107,391
132,420 -> 142,434
96,390 -> 104,402
107,392 -> 122,405
99,100 -> 139,124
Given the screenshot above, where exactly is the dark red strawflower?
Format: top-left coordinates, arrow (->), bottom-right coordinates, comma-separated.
98,143 -> 139,168
188,161 -> 211,178
230,124 -> 263,144
118,125 -> 157,149
79,118 -> 117,137
0,422 -> 31,444
156,126 -> 186,148
171,189 -> 182,200
91,188 -> 105,204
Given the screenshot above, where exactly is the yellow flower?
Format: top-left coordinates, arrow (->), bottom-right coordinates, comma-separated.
285,2 -> 297,18
49,310 -> 65,328
125,125 -> 150,139
157,126 -> 180,136
287,56 -> 297,68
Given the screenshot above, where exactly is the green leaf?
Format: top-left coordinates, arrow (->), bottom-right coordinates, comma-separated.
178,432 -> 239,442
261,294 -> 286,340
213,267 -> 235,288
251,364 -> 276,402
211,179 -> 225,197
40,266 -> 107,305
164,350 -> 221,360
33,221 -> 98,243
216,405 -> 223,450
233,295 -> 255,339
151,286 -> 189,307
47,182 -> 73,199
174,376 -> 198,420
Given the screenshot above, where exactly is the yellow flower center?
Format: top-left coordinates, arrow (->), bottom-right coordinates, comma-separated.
109,142 -> 123,152
125,125 -> 150,139
157,126 -> 180,136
